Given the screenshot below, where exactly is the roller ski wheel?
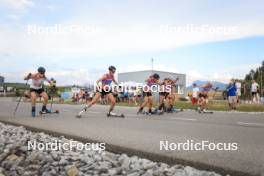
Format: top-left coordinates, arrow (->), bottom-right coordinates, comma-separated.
39,109 -> 59,115
107,113 -> 125,118
198,109 -> 213,114
137,110 -> 145,115
153,109 -> 164,115
172,108 -> 184,113
157,111 -> 164,115
76,114 -> 82,118
144,111 -> 160,116
143,111 -> 151,115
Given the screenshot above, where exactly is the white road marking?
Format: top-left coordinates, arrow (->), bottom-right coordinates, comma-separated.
61,109 -> 73,112
170,117 -> 197,121
237,122 -> 264,127
126,114 -> 138,117
89,111 -> 102,114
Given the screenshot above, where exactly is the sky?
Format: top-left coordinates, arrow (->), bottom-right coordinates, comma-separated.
0,0 -> 264,86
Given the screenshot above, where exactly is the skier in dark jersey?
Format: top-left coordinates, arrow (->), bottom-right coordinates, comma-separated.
77,66 -> 119,118
157,77 -> 178,113
137,73 -> 160,114
157,78 -> 170,113
197,82 -> 213,112
166,77 -> 179,112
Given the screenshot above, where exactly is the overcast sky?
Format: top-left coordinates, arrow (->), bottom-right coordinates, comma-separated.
0,0 -> 264,85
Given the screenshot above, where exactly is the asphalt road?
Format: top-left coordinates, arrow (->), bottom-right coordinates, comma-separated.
0,98 -> 264,176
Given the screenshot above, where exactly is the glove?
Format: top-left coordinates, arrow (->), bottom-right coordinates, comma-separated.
24,73 -> 32,80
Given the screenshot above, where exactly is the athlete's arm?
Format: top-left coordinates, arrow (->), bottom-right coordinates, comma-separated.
24,73 -> 32,80
156,80 -> 162,85
96,75 -> 107,86
172,77 -> 179,84
145,78 -> 150,83
25,73 -> 39,80
113,77 -> 118,85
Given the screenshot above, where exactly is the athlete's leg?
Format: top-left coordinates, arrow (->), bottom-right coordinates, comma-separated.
158,95 -> 165,110
200,97 -> 206,110
39,92 -> 49,113
31,92 -> 37,107
169,93 -> 175,105
30,91 -> 37,116
42,92 -> 49,105
87,92 -> 101,108
77,92 -> 101,117
106,93 -> 116,113
148,96 -> 153,113
138,96 -> 148,113
203,98 -> 209,110
134,96 -> 138,105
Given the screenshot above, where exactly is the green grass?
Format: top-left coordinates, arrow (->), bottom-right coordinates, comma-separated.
116,101 -> 264,112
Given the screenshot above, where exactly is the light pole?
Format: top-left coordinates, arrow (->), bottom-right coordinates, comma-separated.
151,58 -> 154,73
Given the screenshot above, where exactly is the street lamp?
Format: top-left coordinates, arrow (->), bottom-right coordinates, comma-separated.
151,58 -> 154,73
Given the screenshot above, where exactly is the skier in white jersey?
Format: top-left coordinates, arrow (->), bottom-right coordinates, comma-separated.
24,67 -> 52,117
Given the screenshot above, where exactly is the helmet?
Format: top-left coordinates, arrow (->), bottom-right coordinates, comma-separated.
153,73 -> 160,80
108,66 -> 116,72
38,67 -> 46,74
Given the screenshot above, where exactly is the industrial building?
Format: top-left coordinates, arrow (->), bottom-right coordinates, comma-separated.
0,76 -> 4,84
118,70 -> 186,96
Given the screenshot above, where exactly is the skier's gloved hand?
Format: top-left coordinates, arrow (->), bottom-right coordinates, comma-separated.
24,73 -> 32,80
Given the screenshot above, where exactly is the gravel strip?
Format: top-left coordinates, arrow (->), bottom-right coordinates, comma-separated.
0,122 -> 222,176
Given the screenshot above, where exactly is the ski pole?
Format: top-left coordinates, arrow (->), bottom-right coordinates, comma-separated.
50,95 -> 53,112
13,80 -> 29,117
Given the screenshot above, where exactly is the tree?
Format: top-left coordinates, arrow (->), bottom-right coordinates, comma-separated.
244,60 -> 264,97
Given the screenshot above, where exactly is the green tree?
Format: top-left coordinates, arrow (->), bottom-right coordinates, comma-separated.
244,60 -> 264,96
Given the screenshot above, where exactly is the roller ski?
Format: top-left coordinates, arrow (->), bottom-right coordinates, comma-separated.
143,111 -> 156,115
137,108 -> 144,115
137,109 -> 163,116
39,109 -> 59,115
153,109 -> 164,115
171,108 -> 183,113
197,107 -> 213,114
107,112 -> 125,118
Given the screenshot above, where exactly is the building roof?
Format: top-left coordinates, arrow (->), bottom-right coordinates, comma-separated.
118,70 -> 185,76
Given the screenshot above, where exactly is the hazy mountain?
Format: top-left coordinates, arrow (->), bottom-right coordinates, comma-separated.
187,80 -> 227,91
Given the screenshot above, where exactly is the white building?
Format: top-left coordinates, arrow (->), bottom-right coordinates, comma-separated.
0,76 -> 4,84
118,70 -> 186,96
